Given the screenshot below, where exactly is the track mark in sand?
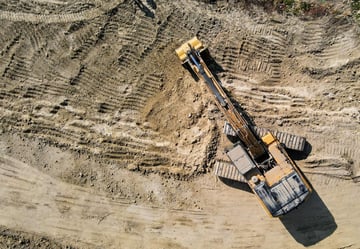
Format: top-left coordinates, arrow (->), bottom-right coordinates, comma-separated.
0,1 -> 123,23
152,9 -> 191,46
0,33 -> 21,57
120,73 -> 164,113
300,17 -> 359,69
324,137 -> 360,162
301,135 -> 360,183
0,2 -> 221,174
216,26 -> 288,84
69,18 -> 106,60
69,65 -> 124,112
195,16 -> 223,42
301,17 -> 352,50
318,31 -> 358,59
21,23 -> 52,56
2,54 -> 42,84
303,158 -> 354,182
117,15 -> 159,73
0,155 -> 215,248
228,85 -> 306,109
301,18 -> 329,50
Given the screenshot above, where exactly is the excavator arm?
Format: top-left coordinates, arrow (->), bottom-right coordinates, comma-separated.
176,38 -> 266,160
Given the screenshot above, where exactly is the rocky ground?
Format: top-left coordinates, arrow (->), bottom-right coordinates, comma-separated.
0,0 -> 359,248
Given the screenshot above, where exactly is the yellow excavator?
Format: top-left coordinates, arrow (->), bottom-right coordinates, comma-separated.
176,37 -> 312,217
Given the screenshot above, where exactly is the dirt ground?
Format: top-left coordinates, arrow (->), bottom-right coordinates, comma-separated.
0,0 -> 359,248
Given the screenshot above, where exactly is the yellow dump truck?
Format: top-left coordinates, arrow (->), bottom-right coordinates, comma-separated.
176,37 -> 312,217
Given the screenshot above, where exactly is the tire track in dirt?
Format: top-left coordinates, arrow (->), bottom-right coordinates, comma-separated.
153,9 -> 192,46
0,155 -> 228,248
222,83 -> 308,130
0,1 -> 221,174
0,2 -> 187,171
324,137 -> 360,162
69,21 -> 103,60
296,124 -> 360,184
299,16 -> 360,70
0,23 -> 71,100
120,73 -> 164,113
0,1 -> 124,23
69,65 -> 124,112
214,24 -> 288,85
301,18 -> 329,51
0,0 -> 96,14
1,154 -> 359,248
314,136 -> 359,181
226,85 -> 306,108
117,14 -> 160,74
3,54 -> 42,84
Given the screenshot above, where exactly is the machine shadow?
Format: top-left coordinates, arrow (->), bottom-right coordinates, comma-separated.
220,175 -> 337,246
183,48 -> 225,82
146,0 -> 157,10
280,189 -> 337,246
218,176 -> 253,193
134,0 -> 155,18
287,141 -> 312,160
200,48 -> 225,76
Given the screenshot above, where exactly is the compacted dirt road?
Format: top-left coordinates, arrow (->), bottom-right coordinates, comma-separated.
0,0 -> 359,248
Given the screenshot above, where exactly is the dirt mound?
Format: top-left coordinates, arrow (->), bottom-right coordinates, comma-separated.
0,226 -> 75,249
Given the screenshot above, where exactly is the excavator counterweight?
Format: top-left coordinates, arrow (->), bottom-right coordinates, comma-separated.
176,37 -> 312,217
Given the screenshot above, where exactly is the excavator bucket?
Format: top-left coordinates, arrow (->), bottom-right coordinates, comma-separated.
175,37 -> 204,63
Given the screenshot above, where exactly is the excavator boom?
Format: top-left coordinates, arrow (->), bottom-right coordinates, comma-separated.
176,39 -> 266,160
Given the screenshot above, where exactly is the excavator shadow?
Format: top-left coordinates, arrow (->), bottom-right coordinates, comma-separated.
280,188 -> 337,246
218,177 -> 252,193
287,141 -> 312,160
183,48 -> 225,83
200,48 -> 225,76
134,0 -> 155,18
218,173 -> 337,246
183,62 -> 200,82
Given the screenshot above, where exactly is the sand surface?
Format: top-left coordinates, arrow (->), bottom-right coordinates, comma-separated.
0,0 -> 359,248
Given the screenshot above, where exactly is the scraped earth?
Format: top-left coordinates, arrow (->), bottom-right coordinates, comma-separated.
0,0 -> 359,248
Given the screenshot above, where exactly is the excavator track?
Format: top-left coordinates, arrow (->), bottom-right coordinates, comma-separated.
253,126 -> 306,152
214,161 -> 247,183
223,122 -> 306,152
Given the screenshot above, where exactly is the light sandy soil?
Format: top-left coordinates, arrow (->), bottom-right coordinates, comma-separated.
0,0 -> 359,248
0,138 -> 359,249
